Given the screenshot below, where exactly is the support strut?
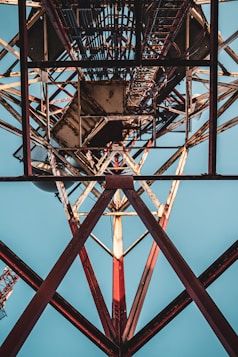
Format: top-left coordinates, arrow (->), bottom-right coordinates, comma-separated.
123,188 -> 238,357
0,188 -> 115,356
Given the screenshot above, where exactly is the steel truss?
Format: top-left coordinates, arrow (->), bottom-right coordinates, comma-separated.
0,176 -> 238,356
0,1 -> 238,356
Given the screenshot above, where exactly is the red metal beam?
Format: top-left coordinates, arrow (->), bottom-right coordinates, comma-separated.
107,175 -> 132,344
112,256 -> 127,344
0,241 -> 119,356
82,245 -> 117,339
0,188 -> 115,356
123,241 -> 160,342
123,188 -> 238,357
209,0 -> 219,174
18,0 -> 32,176
69,220 -> 116,340
123,216 -> 168,341
125,240 -> 238,354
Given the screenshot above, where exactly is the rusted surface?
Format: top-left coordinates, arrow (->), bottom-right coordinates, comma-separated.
106,175 -> 134,189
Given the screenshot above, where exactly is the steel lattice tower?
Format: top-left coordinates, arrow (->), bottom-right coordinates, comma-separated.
0,267 -> 19,320
0,1 -> 238,356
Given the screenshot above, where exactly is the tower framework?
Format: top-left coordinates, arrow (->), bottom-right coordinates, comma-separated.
0,1 -> 238,356
0,267 -> 19,320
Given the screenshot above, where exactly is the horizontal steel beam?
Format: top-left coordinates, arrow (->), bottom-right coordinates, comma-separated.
28,59 -> 210,69
1,174 -> 238,182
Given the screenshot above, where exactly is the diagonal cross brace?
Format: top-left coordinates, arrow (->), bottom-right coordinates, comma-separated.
48,150 -> 116,339
123,188 -> 238,357
0,241 -> 119,356
125,240 -> 238,355
0,188 -> 116,357
1,176 -> 237,357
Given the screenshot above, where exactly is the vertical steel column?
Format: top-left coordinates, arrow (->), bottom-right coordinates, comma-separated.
18,0 -> 32,175
209,0 -> 219,174
123,188 -> 238,357
0,189 -> 115,357
78,78 -> 82,146
43,13 -> 50,142
135,0 -> 142,66
185,11 -> 191,142
112,190 -> 127,345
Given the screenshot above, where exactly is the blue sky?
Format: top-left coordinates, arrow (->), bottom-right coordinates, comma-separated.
0,2 -> 238,357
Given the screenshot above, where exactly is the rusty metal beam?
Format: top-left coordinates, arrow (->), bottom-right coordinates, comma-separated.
0,188 -> 115,356
123,188 -> 238,357
47,153 -> 116,340
80,245 -> 117,340
112,256 -> 127,344
0,241 -> 119,356
18,0 -> 32,176
2,174 -> 238,182
69,219 -> 116,340
28,59 -> 210,69
125,240 -> 238,354
123,150 -> 188,341
209,0 -> 219,174
123,240 -> 160,342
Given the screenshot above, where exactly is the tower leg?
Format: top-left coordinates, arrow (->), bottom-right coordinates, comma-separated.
112,190 -> 127,345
